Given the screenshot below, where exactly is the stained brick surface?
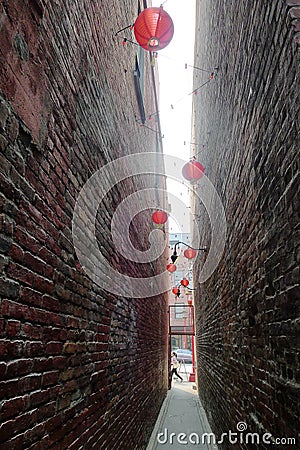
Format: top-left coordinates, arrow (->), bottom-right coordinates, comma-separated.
0,1 -> 168,448
192,1 -> 299,449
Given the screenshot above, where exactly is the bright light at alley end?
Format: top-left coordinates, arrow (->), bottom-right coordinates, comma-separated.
133,6 -> 174,51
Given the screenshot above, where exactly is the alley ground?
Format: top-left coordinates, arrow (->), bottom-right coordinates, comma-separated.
147,364 -> 218,450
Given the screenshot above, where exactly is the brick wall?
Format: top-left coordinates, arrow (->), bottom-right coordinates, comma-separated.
0,0 -> 168,448
192,1 -> 299,448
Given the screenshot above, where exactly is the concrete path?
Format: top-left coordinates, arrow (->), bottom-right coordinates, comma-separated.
146,381 -> 218,450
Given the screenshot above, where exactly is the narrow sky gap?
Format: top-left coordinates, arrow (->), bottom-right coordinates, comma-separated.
152,0 -> 196,231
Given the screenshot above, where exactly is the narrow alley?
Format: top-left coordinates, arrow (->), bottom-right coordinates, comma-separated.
0,1 -> 299,450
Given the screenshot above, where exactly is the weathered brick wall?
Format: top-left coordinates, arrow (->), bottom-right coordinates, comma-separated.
192,0 -> 299,448
0,0 -> 168,448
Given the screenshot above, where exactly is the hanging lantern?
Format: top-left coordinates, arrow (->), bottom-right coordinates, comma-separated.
182,160 -> 205,182
187,298 -> 193,306
134,6 -> 174,51
180,278 -> 189,287
183,248 -> 197,259
152,210 -> 168,225
172,287 -> 180,296
167,263 -> 176,273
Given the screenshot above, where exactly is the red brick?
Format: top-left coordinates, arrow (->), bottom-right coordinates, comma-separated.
8,242 -> 24,262
19,286 -> 42,307
43,326 -> 67,341
51,356 -> 67,370
0,409 -> 38,443
6,261 -> 34,285
1,299 -> 30,320
41,371 -> 59,387
6,319 -> 21,337
38,246 -> 58,267
14,227 -> 40,253
0,362 -> 6,378
23,252 -> 46,275
41,294 -> 60,312
0,379 -> 20,399
29,387 -> 58,408
6,359 -> 33,378
45,413 -> 63,433
21,322 -> 43,340
45,341 -> 63,355
1,396 -> 30,420
20,374 -> 42,393
0,1 -> 168,449
31,273 -> 54,294
193,0 -> 299,445
23,341 -> 44,357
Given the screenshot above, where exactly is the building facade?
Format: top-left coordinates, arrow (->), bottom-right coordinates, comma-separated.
0,1 -> 169,448
168,233 -> 193,350
192,1 -> 299,448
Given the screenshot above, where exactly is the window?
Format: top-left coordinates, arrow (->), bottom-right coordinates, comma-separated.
175,303 -> 185,319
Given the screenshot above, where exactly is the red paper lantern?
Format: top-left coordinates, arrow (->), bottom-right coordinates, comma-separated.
134,6 -> 174,51
187,298 -> 193,306
152,210 -> 168,225
167,263 -> 176,273
180,278 -> 189,287
183,248 -> 197,259
172,287 -> 180,295
182,160 -> 205,182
